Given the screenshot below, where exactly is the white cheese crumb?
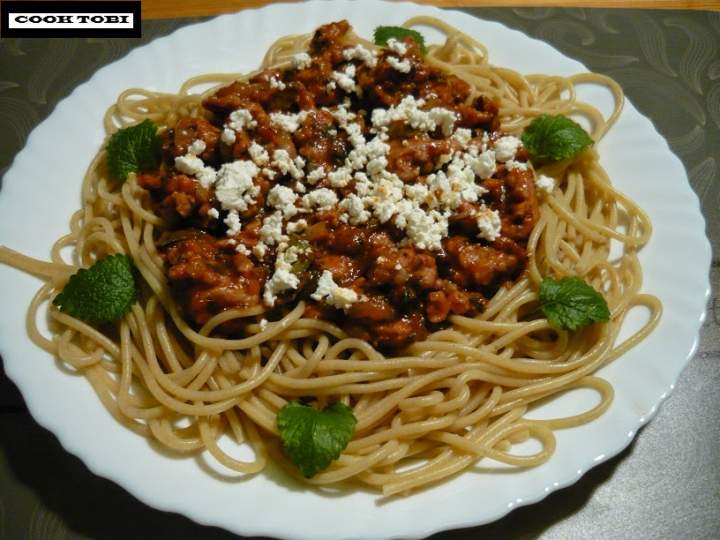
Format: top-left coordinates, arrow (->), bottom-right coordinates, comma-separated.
235,243 -> 251,256
262,167 -> 277,180
311,270 -> 359,310
331,64 -> 359,94
259,211 -> 288,246
387,38 -> 408,55
494,135 -> 522,162
306,166 -> 325,185
451,128 -> 473,147
343,44 -> 378,67
302,188 -> 338,212
270,111 -> 308,133
188,139 -> 206,156
224,210 -> 242,237
291,52 -> 312,69
214,160 -> 260,212
227,108 -> 257,131
339,194 -> 371,225
387,56 -> 411,73
263,243 -> 303,307
253,242 -> 267,260
272,149 -> 305,180
506,159 -> 529,172
259,318 -> 268,330
535,173 -> 555,194
371,95 -> 457,137
207,208 -> 220,219
174,154 -> 205,176
248,141 -> 269,165
328,166 -> 353,188
470,150 -> 496,180
221,128 -> 236,146
476,206 -> 502,242
269,76 -> 286,90
267,185 -> 299,218
287,219 -> 308,234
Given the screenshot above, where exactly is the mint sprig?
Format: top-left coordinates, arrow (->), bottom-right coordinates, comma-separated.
277,400 -> 357,478
106,119 -> 161,181
521,114 -> 593,163
539,277 -> 610,331
373,26 -> 427,54
52,254 -> 138,324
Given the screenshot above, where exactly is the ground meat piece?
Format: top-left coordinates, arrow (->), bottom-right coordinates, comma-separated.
371,312 -> 427,350
163,232 -> 264,327
140,173 -> 214,226
500,167 -> 540,241
166,117 -> 220,162
444,235 -> 522,288
313,253 -> 362,285
387,136 -> 451,182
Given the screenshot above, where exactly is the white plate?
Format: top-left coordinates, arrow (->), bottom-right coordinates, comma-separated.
0,1 -> 711,539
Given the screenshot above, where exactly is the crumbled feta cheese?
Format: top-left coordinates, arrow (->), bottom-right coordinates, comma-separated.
452,128 -> 473,147
311,270 -> 359,310
476,206 -> 502,242
174,154 -> 205,176
535,173 -> 555,194
328,166 -> 353,188
248,141 -> 269,165
270,111 -> 308,133
259,211 -> 287,246
235,243 -> 251,256
207,208 -> 220,219
470,150 -> 496,180
387,56 -> 411,73
387,38 -> 408,55
253,242 -> 267,260
494,135 -> 522,162
269,76 -> 286,90
224,210 -> 242,237
371,95 -> 457,136
291,52 -> 312,69
221,128 -> 236,146
267,185 -> 298,218
306,166 -> 325,185
259,318 -> 268,330
339,194 -> 371,225
272,149 -> 305,180
302,188 -> 338,211
214,160 -> 260,212
262,167 -> 277,180
287,219 -> 308,234
263,243 -> 303,306
188,139 -> 206,156
195,167 -> 217,189
343,44 -> 378,67
506,159 -> 528,171
331,64 -> 359,94
227,108 -> 257,131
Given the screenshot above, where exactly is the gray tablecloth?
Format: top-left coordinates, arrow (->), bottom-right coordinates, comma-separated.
0,7 -> 717,539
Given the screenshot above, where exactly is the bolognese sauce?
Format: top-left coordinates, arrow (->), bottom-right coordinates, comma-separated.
138,20 -> 540,349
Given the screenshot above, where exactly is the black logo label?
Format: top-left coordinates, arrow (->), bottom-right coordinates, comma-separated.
1,1 -> 141,38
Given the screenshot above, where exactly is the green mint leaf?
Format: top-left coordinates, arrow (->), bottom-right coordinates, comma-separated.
106,119 -> 161,181
373,26 -> 427,54
521,114 -> 593,163
539,277 -> 610,331
53,254 -> 138,325
277,400 -> 357,478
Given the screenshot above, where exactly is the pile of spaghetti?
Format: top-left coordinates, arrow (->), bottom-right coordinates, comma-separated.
0,18 -> 661,496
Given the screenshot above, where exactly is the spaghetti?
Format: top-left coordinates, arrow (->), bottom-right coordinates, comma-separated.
0,17 -> 661,496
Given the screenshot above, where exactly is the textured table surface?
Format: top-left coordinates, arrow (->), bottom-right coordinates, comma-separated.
0,7 -> 718,540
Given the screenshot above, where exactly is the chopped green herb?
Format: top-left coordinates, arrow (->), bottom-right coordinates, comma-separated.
373,26 -> 427,54
52,254 -> 138,325
521,114 -> 593,164
276,400 -> 357,478
106,119 -> 162,181
539,277 -> 610,331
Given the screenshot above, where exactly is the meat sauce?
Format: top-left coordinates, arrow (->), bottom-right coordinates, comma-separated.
138,20 -> 539,350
